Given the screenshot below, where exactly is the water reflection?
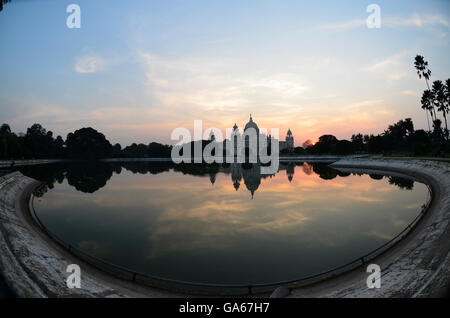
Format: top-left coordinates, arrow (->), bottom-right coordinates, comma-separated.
25,161 -> 427,284
18,161 -> 414,198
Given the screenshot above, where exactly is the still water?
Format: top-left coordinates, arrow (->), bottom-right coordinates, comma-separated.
19,161 -> 428,285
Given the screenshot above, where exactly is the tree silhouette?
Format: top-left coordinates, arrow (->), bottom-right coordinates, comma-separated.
442,79 -> 450,139
421,90 -> 435,123
432,80 -> 448,139
414,55 -> 433,130
66,127 -> 113,160
0,0 -> 12,12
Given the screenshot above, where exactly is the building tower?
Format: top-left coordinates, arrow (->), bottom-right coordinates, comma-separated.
286,129 -> 294,151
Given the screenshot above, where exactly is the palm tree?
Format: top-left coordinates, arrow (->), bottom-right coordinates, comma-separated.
0,0 -> 12,12
421,90 -> 434,123
439,79 -> 450,139
414,55 -> 433,130
414,55 -> 432,88
432,81 -> 446,128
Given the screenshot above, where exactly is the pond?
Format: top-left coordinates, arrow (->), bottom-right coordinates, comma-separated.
18,161 -> 428,287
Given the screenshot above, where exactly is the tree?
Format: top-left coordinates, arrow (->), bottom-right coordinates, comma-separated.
0,124 -> 11,158
431,119 -> 445,156
293,146 -> 305,155
383,118 -> 414,151
112,143 -> 122,157
148,142 -> 172,157
368,135 -> 385,153
0,0 -> 12,12
438,79 -> 450,139
0,124 -> 11,135
336,140 -> 353,155
414,55 -> 433,130
421,90 -> 435,122
65,127 -> 113,160
351,133 -> 364,152
302,139 -> 313,149
54,135 -> 65,158
408,129 -> 431,155
312,135 -> 338,154
23,123 -> 54,158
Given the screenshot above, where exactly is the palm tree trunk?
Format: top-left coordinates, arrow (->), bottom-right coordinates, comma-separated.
444,112 -> 449,140
425,78 -> 437,122
425,110 -> 431,131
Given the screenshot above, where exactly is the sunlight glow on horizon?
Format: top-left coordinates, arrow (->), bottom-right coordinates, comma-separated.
0,0 -> 449,146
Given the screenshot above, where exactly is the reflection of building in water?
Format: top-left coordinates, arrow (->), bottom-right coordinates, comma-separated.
242,164 -> 261,199
206,162 -> 298,197
209,172 -> 216,185
231,163 -> 242,191
286,162 -> 295,182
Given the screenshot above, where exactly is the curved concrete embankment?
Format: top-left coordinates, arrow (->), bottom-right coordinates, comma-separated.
0,159 -> 449,297
0,172 -> 183,297
289,158 -> 450,298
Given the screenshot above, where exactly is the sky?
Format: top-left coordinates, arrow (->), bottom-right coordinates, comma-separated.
0,0 -> 449,147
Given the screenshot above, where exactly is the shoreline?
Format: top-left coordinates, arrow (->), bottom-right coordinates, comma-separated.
0,155 -> 366,169
0,159 -> 448,297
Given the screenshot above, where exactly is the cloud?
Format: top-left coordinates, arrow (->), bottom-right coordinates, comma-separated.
348,99 -> 385,108
361,51 -> 414,82
401,90 -> 421,97
319,19 -> 366,31
75,55 -> 108,73
138,51 -> 310,127
384,14 -> 449,28
320,13 -> 449,31
361,52 -> 407,72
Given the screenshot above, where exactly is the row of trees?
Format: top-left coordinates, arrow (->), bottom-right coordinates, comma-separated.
0,123 -> 172,160
414,55 -> 449,139
2,118 -> 448,161
283,117 -> 448,156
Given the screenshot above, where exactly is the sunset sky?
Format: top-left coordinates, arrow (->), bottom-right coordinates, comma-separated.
1,0 -> 449,146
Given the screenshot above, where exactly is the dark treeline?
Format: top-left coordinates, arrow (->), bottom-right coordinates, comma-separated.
0,123 -> 172,160
2,117 -> 449,161
286,55 -> 450,157
284,117 -> 449,156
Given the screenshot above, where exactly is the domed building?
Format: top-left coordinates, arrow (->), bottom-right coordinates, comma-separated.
244,114 -> 259,134
243,114 -> 260,159
224,115 -> 294,158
